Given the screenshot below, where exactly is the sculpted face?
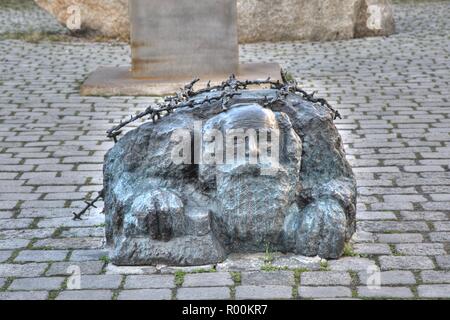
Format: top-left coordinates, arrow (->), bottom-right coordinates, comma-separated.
199,104 -> 302,251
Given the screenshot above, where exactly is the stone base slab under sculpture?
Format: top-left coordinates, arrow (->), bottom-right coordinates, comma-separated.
80,63 -> 282,96
104,82 -> 357,266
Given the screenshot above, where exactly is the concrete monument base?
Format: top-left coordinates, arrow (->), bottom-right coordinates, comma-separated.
80,63 -> 283,96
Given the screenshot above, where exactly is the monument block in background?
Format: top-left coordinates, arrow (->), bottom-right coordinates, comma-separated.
81,0 -> 281,96
130,0 -> 239,79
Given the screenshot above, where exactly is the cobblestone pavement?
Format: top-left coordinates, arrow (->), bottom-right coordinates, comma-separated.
0,1 -> 65,35
0,2 -> 450,300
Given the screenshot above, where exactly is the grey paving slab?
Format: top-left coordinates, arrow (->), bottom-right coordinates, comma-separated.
301,272 -> 352,286
357,286 -> 414,299
0,263 -> 48,278
46,261 -> 104,276
177,287 -> 230,300
0,251 -> 12,263
354,243 -> 391,255
241,271 -> 295,286
56,290 -> 113,300
436,256 -> 450,269
0,291 -> 48,300
124,275 -> 175,289
421,271 -> 450,284
328,258 -> 377,271
79,275 -> 122,290
358,271 -> 416,286
105,264 -> 157,275
379,256 -> 435,270
299,286 -> 352,298
0,239 -> 30,250
9,277 -> 65,291
395,243 -> 446,256
417,285 -> 450,298
118,289 -> 172,300
69,249 -> 108,261
183,272 -> 234,287
235,285 -> 292,300
15,250 -> 68,262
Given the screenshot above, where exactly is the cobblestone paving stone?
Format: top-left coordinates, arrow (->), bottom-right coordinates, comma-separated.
118,289 -> 172,301
0,1 -> 449,300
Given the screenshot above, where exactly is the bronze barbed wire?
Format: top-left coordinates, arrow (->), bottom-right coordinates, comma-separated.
106,72 -> 340,143
72,190 -> 104,221
72,71 -> 341,220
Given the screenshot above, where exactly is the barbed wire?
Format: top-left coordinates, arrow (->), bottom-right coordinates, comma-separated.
72,190 -> 104,221
73,71 -> 340,220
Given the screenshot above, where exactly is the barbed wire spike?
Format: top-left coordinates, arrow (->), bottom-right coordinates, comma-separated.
72,190 -> 104,221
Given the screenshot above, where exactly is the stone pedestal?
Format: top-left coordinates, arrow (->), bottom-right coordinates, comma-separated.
81,0 -> 281,96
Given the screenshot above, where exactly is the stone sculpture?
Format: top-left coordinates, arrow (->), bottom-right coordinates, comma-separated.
103,77 -> 357,266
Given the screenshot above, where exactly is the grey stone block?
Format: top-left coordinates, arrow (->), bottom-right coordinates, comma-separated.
118,289 -> 172,300
0,251 -> 12,263
360,221 -> 429,232
46,261 -> 105,276
376,233 -> 424,243
33,238 -> 104,250
272,255 -> 322,270
418,285 -> 450,298
235,285 -> 292,300
0,291 -> 48,300
159,264 -> 215,274
357,286 -> 413,298
299,286 -> 352,298
379,256 -> 435,270
0,228 -> 55,240
70,249 -> 108,262
436,256 -> 450,269
105,264 -> 157,275
358,271 -> 416,285
0,219 -> 33,230
9,277 -> 65,291
0,239 -> 30,250
395,243 -> 446,256
216,253 -> 266,272
0,263 -> 48,278
15,250 -> 68,262
124,275 -> 175,289
301,272 -> 351,286
421,271 -> 450,284
60,227 -> 105,238
56,290 -> 113,300
329,258 -> 377,271
241,271 -> 295,286
177,287 -> 230,300
429,232 -> 450,242
354,243 -> 391,255
79,275 -> 123,290
183,272 -> 234,287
